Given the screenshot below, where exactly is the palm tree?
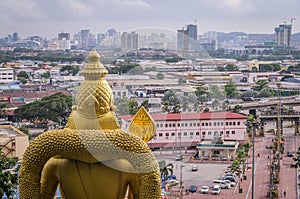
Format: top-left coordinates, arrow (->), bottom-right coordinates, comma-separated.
230,149 -> 246,191
158,160 -> 174,180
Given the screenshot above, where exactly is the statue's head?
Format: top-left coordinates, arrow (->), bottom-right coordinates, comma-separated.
66,50 -> 120,130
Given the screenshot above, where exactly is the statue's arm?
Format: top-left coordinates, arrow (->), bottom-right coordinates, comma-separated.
40,158 -> 60,199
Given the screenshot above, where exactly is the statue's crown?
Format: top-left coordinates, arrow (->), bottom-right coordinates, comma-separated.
73,50 -> 114,118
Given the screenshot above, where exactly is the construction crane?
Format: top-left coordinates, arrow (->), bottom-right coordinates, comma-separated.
283,18 -> 296,25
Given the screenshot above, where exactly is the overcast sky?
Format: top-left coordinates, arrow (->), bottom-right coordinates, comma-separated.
0,0 -> 299,39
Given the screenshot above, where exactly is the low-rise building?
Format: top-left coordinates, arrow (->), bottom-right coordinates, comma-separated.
119,111 -> 248,150
0,68 -> 14,84
0,125 -> 29,160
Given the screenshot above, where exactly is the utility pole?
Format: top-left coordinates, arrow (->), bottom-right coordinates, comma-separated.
277,82 -> 281,172
179,164 -> 184,199
251,122 -> 256,199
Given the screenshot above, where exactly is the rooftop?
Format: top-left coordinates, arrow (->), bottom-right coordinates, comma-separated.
119,112 -> 248,121
0,125 -> 25,137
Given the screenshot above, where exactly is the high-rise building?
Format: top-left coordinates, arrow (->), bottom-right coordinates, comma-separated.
274,24 -> 292,47
12,32 -> 19,42
177,28 -> 187,51
58,33 -> 71,50
187,24 -> 197,42
80,29 -> 90,48
97,33 -> 105,45
121,32 -> 139,51
177,23 -> 198,51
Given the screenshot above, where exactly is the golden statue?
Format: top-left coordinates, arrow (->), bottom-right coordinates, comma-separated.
19,51 -> 161,199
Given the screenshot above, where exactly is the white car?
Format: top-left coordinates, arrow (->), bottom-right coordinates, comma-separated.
259,99 -> 269,104
212,185 -> 221,195
200,185 -> 209,194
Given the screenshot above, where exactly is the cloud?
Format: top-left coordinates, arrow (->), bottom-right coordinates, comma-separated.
113,0 -> 153,9
0,0 -> 46,20
224,0 -> 242,8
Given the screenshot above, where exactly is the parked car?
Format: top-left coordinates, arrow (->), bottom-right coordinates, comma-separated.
200,185 -> 209,194
191,165 -> 198,171
224,180 -> 235,187
223,176 -> 236,183
189,185 -> 197,193
287,151 -> 294,157
203,155 -> 210,160
175,155 -> 183,161
212,185 -> 221,195
259,99 -> 269,104
165,179 -> 179,187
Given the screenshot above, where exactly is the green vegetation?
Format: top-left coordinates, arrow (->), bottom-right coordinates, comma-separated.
158,160 -> 174,180
115,98 -> 139,115
0,50 -> 86,63
224,81 -> 238,99
156,72 -> 164,80
0,151 -> 18,198
195,83 -> 208,102
161,89 -> 181,113
165,57 -> 184,63
14,92 -> 72,125
60,65 -> 80,76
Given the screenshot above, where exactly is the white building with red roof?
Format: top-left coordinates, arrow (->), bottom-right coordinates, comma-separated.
119,111 -> 248,150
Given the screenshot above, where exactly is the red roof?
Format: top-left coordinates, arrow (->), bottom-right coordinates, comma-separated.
119,112 -> 248,121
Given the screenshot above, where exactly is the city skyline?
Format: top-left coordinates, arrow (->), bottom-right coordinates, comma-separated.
0,0 -> 299,39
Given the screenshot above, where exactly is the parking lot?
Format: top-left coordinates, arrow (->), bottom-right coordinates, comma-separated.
154,150 -> 234,198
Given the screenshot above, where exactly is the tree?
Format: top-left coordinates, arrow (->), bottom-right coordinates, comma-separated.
178,76 -> 186,84
241,90 -> 258,98
195,83 -> 208,102
17,71 -> 29,79
156,72 -> 165,80
225,64 -> 238,71
253,79 -> 269,92
211,99 -> 220,110
158,160 -> 174,180
115,98 -> 139,116
208,85 -> 224,100
18,126 -> 32,140
257,87 -> 273,98
233,104 -> 243,113
0,104 -> 7,118
230,149 -> 246,191
60,65 -> 80,76
224,81 -> 238,99
17,77 -> 27,84
127,65 -> 144,75
292,147 -> 300,168
161,90 -> 181,113
41,71 -> 51,79
0,151 -> 18,198
14,92 -> 72,125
